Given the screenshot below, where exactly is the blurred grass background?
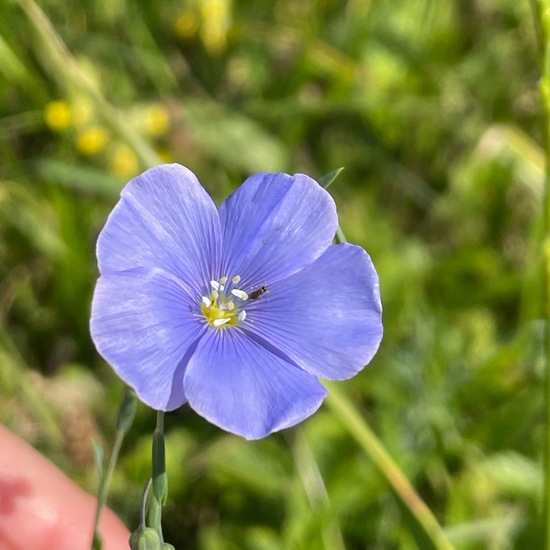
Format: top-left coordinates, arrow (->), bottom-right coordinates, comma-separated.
0,0 -> 544,548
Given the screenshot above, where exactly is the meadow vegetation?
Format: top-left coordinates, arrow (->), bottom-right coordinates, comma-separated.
0,1 -> 543,548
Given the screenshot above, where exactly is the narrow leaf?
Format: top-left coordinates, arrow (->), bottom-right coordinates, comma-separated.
318,167 -> 345,189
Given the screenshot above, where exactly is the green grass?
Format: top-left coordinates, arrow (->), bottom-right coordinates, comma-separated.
0,0 -> 543,548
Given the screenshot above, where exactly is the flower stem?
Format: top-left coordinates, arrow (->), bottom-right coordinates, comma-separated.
149,410 -> 168,542
318,169 -> 348,245
325,383 -> 454,550
321,168 -> 450,546
91,431 -> 125,550
16,0 -> 162,170
290,429 -> 346,550
140,479 -> 153,528
91,388 -> 136,549
539,2 -> 550,547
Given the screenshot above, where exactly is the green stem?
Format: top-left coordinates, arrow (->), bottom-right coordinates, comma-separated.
17,0 -> 161,170
91,430 -> 125,549
91,388 -> 136,549
140,479 -> 153,527
155,409 -> 165,437
320,169 -> 450,546
290,429 -> 346,550
152,410 -> 167,504
539,3 -> 550,548
149,410 -> 167,541
325,384 -> 454,550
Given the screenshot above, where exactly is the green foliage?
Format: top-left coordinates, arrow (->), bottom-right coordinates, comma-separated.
0,0 -> 543,548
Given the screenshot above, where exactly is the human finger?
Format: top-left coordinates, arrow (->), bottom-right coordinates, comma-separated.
0,424 -> 130,550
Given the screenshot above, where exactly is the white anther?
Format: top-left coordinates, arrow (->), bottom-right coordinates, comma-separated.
202,296 -> 212,308
238,310 -> 247,322
213,318 -> 231,328
210,280 -> 221,291
231,289 -> 249,301
226,301 -> 235,311
212,290 -> 219,300
232,275 -> 241,284
220,276 -> 228,284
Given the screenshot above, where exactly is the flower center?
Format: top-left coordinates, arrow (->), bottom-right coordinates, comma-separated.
201,275 -> 249,329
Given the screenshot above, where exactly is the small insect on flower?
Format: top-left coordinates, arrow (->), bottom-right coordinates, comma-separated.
249,285 -> 268,300
90,164 -> 383,440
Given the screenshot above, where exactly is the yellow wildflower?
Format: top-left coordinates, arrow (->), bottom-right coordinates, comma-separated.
44,101 -> 72,131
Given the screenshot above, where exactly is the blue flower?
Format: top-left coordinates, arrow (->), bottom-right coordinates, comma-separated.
90,164 -> 383,440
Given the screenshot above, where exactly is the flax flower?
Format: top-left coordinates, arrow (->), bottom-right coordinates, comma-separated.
91,164 -> 382,439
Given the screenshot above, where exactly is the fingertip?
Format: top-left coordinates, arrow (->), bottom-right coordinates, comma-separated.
0,424 -> 130,550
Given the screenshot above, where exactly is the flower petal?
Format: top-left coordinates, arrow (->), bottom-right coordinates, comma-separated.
90,267 -> 206,410
243,243 -> 383,380
218,173 -> 337,289
183,329 -> 327,440
97,164 -> 221,296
